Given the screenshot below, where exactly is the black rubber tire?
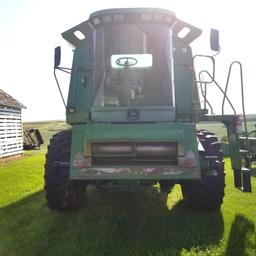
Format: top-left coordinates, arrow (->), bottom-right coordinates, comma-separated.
44,130 -> 86,212
159,181 -> 175,194
181,130 -> 225,210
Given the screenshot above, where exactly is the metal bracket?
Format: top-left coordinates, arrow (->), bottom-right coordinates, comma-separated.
53,161 -> 70,168
234,167 -> 252,192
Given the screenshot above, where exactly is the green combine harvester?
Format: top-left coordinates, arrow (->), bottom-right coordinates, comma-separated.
45,8 -> 252,212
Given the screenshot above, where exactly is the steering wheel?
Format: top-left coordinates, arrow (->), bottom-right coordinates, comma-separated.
116,57 -> 138,67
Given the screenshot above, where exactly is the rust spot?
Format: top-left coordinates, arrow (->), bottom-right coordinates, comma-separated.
73,152 -> 91,168
81,168 -> 131,175
178,150 -> 196,168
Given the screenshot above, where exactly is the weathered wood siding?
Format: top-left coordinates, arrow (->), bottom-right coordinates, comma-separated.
0,105 -> 23,158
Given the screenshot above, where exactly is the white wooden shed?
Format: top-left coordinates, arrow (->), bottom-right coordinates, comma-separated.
0,89 -> 26,158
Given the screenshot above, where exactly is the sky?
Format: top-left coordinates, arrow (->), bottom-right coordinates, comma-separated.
0,0 -> 255,121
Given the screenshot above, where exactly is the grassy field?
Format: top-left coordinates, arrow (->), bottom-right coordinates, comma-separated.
0,121 -> 255,255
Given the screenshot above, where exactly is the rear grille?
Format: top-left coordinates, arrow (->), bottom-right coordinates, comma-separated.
92,142 -> 178,166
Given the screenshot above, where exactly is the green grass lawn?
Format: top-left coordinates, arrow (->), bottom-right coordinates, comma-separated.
0,151 -> 255,256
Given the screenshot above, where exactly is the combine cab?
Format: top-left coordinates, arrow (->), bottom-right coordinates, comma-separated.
45,8 -> 252,212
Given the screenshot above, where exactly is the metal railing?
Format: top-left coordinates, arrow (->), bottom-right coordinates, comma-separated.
197,61 -> 251,168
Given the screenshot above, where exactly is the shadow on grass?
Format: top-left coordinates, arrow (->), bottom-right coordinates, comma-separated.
0,188 -> 226,256
225,214 -> 255,256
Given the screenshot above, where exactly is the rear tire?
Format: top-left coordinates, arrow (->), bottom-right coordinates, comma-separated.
159,181 -> 175,193
44,130 -> 86,212
181,130 -> 225,210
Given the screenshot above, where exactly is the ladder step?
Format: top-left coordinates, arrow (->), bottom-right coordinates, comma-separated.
239,149 -> 248,154
234,168 -> 252,192
241,167 -> 251,173
241,167 -> 252,192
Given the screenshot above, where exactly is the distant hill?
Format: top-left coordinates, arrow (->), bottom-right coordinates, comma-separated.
245,114 -> 256,122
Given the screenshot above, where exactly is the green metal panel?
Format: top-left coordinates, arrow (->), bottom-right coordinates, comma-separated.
66,45 -> 93,123
91,106 -> 175,122
173,41 -> 194,118
69,123 -> 201,180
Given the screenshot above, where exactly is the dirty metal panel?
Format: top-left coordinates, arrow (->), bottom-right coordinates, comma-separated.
71,166 -> 200,180
69,123 -> 200,180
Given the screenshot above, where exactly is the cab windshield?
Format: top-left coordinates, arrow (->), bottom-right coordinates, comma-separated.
93,23 -> 173,107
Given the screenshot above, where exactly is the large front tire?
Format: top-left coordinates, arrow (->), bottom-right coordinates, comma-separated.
181,130 -> 225,210
44,130 -> 86,212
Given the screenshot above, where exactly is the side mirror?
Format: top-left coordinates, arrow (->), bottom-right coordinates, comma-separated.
54,46 -> 61,68
210,29 -> 220,51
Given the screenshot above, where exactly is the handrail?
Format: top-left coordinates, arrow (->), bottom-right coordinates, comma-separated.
222,61 -> 242,115
197,62 -> 251,168
54,68 -> 67,110
197,74 -> 213,114
222,61 -> 251,167
193,55 -> 216,84
198,70 -> 236,115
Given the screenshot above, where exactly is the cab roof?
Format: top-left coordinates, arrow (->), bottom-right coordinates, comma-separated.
89,8 -> 175,19
62,8 -> 202,47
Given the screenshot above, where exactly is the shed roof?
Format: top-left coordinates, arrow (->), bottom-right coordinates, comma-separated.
0,89 -> 26,109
